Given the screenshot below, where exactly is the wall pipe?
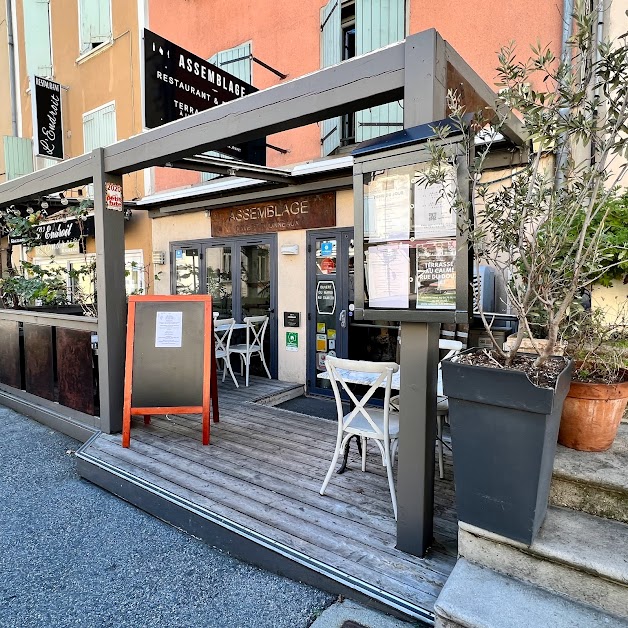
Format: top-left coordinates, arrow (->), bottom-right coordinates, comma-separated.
6,0 -> 18,137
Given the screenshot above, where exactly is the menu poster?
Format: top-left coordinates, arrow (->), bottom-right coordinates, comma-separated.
364,173 -> 411,242
366,243 -> 410,309
413,168 -> 457,238
155,311 -> 183,347
415,239 -> 457,309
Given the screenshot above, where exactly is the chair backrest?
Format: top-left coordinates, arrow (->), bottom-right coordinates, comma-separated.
243,315 -> 268,350
325,356 -> 399,438
213,311 -> 220,320
214,318 -> 236,353
437,339 -> 463,396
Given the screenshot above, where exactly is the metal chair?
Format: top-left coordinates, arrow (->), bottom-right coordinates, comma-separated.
228,315 -> 271,387
214,318 -> 239,387
320,357 -> 400,519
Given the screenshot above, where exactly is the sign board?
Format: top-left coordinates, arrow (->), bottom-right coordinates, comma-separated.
122,295 -> 218,448
286,331 -> 298,352
9,215 -> 95,246
105,182 -> 123,211
143,29 -> 265,165
31,76 -> 63,160
283,312 -> 300,327
211,193 -> 336,237
316,280 -> 336,315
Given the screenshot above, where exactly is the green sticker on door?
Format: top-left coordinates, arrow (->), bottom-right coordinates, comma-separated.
286,331 -> 299,352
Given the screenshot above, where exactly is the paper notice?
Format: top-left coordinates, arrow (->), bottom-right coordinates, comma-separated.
413,169 -> 457,238
155,311 -> 183,348
367,243 -> 410,309
365,173 -> 411,242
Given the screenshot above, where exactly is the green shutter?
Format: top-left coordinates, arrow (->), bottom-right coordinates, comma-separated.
79,0 -> 112,53
3,136 -> 34,180
355,0 -> 405,142
83,103 -> 116,153
23,0 -> 52,77
320,0 -> 341,156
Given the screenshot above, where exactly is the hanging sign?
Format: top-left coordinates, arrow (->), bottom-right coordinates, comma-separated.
143,29 -> 265,165
316,280 -> 336,315
31,76 -> 63,160
9,215 -> 95,246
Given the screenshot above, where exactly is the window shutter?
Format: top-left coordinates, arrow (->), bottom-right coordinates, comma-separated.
3,136 -> 34,180
355,0 -> 405,142
320,0 -> 341,156
83,103 -> 117,153
23,0 -> 52,77
79,0 -> 112,53
204,43 -> 253,181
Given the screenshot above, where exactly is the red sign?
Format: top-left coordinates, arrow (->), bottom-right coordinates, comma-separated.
321,257 -> 336,274
105,182 -> 123,212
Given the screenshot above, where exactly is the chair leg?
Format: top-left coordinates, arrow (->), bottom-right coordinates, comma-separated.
226,358 -> 239,388
259,350 -> 271,379
245,353 -> 251,387
221,358 -> 227,383
384,441 -> 398,520
437,414 -> 444,480
320,432 -> 351,495
361,436 -> 367,472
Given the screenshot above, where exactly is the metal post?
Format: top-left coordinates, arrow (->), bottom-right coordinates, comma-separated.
93,148 -> 126,433
395,31 -> 447,556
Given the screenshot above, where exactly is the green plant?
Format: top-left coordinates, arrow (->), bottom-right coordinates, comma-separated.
419,1 -> 628,368
0,261 -> 70,308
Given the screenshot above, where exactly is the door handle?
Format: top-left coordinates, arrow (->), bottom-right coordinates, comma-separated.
339,309 -> 347,328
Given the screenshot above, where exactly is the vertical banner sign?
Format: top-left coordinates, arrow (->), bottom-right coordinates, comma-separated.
32,76 -> 63,160
143,29 -> 266,165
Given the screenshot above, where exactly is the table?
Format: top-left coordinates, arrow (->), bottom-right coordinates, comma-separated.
215,322 -> 248,332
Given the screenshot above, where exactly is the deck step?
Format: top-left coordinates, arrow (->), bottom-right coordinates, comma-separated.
458,506 -> 628,619
434,559 -> 628,628
551,423 -> 628,524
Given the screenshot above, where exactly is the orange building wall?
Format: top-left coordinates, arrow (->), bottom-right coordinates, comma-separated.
149,0 -> 563,192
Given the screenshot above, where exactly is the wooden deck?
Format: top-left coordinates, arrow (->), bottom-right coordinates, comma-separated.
76,376 -> 457,622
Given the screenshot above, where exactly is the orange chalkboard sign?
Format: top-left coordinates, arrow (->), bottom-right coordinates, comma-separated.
122,295 -> 218,448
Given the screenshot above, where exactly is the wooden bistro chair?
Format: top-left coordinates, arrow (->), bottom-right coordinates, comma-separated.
320,357 -> 400,519
228,315 -> 271,387
214,318 -> 239,388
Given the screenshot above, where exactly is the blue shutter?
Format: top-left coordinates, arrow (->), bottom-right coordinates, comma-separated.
355,0 -> 405,142
83,103 -> 117,153
204,43 -> 253,181
3,136 -> 34,180
23,0 -> 52,77
320,0 -> 341,156
79,0 -> 112,53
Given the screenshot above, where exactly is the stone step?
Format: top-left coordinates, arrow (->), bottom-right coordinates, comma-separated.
458,506 -> 628,619
434,559 -> 628,628
551,423 -> 628,524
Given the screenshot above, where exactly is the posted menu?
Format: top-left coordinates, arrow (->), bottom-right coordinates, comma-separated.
366,243 -> 410,309
415,240 -> 457,309
364,173 -> 411,242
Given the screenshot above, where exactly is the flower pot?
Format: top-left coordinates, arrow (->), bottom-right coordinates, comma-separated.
442,349 -> 572,545
558,372 -> 628,452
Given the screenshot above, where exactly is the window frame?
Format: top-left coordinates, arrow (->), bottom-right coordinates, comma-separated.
77,0 -> 113,58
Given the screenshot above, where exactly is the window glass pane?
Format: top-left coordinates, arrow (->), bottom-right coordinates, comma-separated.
240,244 -> 270,319
174,248 -> 200,294
205,246 -> 233,317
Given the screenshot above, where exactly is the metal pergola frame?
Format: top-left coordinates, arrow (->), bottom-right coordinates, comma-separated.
0,29 -> 526,556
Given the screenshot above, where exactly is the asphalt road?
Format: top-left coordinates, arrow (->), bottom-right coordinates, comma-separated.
0,406 -> 334,628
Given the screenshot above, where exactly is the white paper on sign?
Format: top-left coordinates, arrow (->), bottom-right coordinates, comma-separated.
367,243 -> 410,309
364,173 -> 411,242
413,169 -> 457,238
155,311 -> 183,348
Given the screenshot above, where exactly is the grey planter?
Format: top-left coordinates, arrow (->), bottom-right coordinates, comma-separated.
442,349 -> 572,545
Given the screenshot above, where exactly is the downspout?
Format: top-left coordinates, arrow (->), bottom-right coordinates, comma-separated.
6,0 -> 18,136
554,0 -> 575,190
590,0 -> 605,166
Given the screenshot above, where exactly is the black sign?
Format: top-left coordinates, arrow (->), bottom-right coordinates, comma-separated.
32,76 -> 63,160
283,312 -> 301,327
143,29 -> 265,166
316,281 -> 337,315
9,216 -> 95,246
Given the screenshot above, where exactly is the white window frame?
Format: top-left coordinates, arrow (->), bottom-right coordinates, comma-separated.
82,100 -> 117,154
77,0 -> 113,59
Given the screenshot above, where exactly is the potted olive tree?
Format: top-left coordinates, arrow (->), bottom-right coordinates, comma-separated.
422,3 -> 628,544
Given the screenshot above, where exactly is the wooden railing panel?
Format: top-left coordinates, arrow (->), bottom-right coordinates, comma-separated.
0,320 -> 21,389
23,324 -> 54,401
56,328 -> 96,415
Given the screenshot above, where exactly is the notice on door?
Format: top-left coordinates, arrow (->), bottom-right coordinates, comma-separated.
316,281 -> 336,315
155,311 -> 183,348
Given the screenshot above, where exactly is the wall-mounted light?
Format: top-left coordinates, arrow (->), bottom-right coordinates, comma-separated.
60,192 -> 68,206
280,244 -> 299,255
40,200 -> 49,210
152,251 -> 166,265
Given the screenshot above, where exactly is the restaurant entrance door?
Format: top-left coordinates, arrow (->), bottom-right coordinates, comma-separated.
306,228 -> 400,398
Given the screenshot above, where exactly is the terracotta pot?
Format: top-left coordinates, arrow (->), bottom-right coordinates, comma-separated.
558,372 -> 628,452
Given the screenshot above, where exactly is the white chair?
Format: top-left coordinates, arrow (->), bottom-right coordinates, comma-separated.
228,315 -> 271,387
214,318 -> 239,387
388,338 -> 463,479
320,357 -> 400,519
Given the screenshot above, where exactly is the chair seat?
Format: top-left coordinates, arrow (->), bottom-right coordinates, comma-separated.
215,349 -> 228,360
343,408 -> 400,438
229,343 -> 261,354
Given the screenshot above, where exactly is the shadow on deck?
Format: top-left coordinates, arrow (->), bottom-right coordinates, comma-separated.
76,376 -> 457,623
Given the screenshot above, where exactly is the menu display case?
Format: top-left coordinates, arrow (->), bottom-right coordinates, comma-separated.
353,124 -> 472,323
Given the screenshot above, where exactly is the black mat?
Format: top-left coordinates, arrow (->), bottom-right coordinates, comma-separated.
276,395 -> 348,421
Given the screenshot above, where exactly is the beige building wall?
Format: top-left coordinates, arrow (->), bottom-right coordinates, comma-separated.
0,0 -> 13,185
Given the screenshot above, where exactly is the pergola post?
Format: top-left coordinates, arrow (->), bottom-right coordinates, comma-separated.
395,31 -> 448,557
93,148 -> 126,434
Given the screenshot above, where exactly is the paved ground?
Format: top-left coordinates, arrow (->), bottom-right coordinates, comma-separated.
0,405 -> 420,628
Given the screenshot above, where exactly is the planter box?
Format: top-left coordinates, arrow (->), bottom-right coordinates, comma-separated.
442,349 -> 572,545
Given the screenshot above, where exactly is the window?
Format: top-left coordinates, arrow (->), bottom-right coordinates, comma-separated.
23,0 -> 53,77
320,0 -> 405,155
83,102 -> 117,153
202,42 -> 253,182
78,0 -> 112,55
3,136 -> 34,180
